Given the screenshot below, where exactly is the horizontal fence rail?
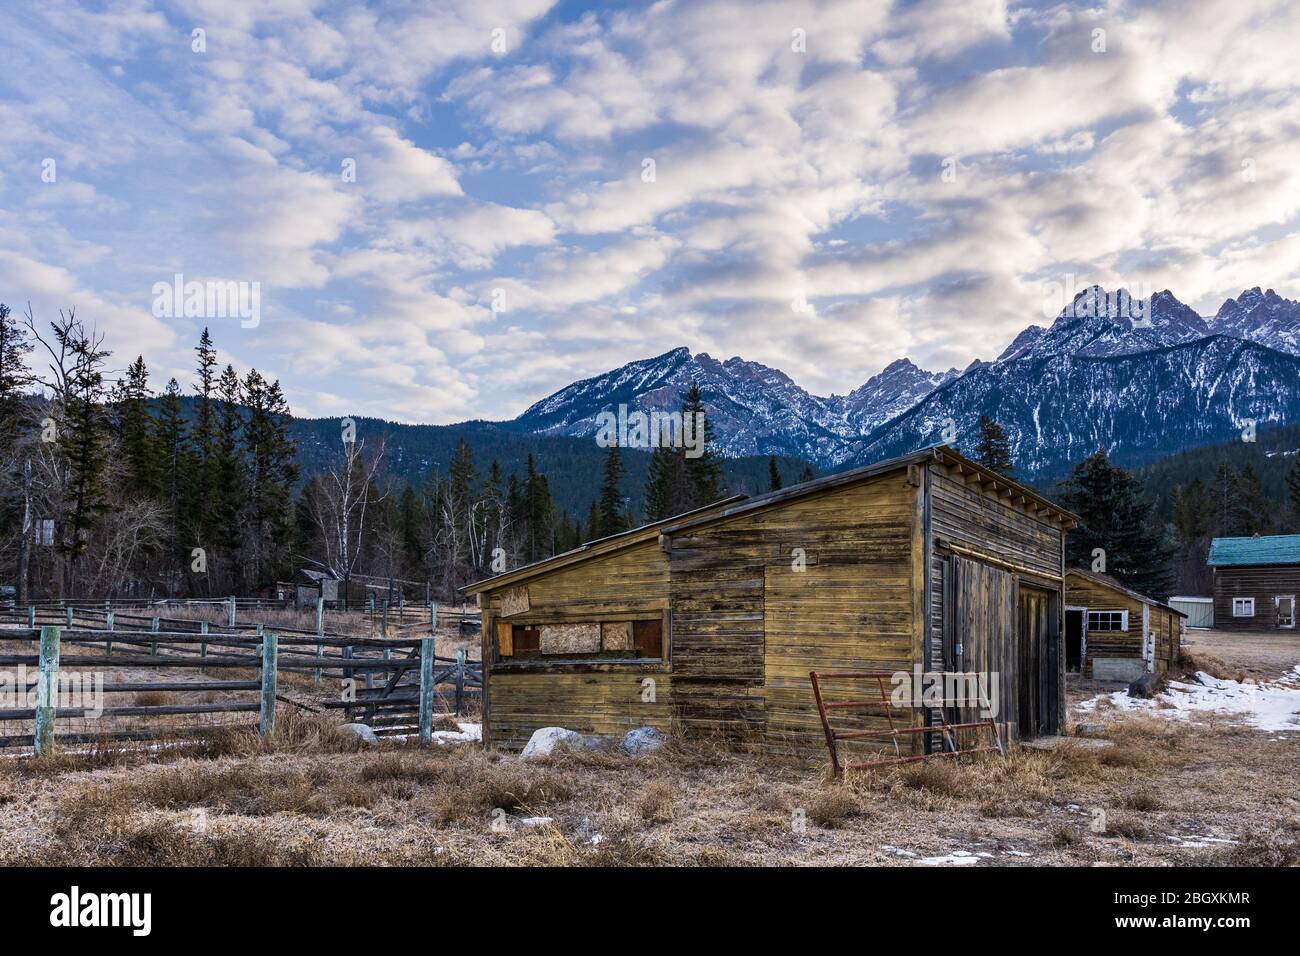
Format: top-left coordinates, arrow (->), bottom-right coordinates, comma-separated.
0,596 -> 482,754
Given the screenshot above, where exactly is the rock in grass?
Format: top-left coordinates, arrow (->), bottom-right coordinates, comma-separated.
521,726 -> 583,760
622,726 -> 666,755
340,723 -> 378,744
1127,673 -> 1161,699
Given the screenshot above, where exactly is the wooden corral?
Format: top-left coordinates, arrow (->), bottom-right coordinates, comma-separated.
1063,569 -> 1184,681
466,446 -> 1078,758
1208,535 -> 1300,631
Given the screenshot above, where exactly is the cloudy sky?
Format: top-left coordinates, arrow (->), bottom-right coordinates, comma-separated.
2,0 -> 1299,424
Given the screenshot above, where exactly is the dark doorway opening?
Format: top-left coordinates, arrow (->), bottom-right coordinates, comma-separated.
1065,609 -> 1084,672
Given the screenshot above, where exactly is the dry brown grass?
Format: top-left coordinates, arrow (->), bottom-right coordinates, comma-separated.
1179,650 -> 1245,683
634,779 -> 676,823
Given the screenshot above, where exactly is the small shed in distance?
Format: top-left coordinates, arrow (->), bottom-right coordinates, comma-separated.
466,445 -> 1078,757
1208,535 -> 1300,630
1064,568 -> 1184,681
1168,596 -> 1213,629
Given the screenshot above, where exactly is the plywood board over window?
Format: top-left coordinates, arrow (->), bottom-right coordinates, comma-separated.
601,621 -> 632,652
500,586 -> 530,618
540,623 -> 601,654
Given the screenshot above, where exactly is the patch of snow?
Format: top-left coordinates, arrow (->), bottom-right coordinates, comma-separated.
916,850 -> 993,866
881,845 -> 918,858
517,816 -> 554,828
429,721 -> 481,745
1077,669 -> 1300,732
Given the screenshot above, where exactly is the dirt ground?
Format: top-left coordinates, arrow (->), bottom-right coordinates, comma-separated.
0,627 -> 1296,866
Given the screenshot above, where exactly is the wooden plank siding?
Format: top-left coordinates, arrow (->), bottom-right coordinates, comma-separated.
927,462 -> 1066,737
471,447 -> 1077,755
1213,565 -> 1300,631
673,470 -> 916,751
1065,570 -> 1181,676
479,539 -> 672,748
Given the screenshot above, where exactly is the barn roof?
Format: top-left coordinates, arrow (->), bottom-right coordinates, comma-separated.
464,445 -> 1076,596
1065,567 -> 1185,616
1208,534 -> 1300,567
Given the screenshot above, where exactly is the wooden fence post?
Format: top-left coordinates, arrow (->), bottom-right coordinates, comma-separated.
314,596 -> 324,686
227,596 -> 236,628
430,601 -> 438,633
419,637 -> 434,744
105,610 -> 114,657
259,628 -> 277,737
34,625 -> 61,756
65,606 -> 73,627
151,616 -> 160,664
455,648 -> 466,716
199,620 -> 208,675
27,605 -> 34,629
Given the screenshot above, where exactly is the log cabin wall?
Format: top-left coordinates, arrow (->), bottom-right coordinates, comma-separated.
1064,571 -> 1145,677
479,539 -> 675,749
1063,570 -> 1182,678
927,461 -> 1067,738
1213,565 -> 1300,631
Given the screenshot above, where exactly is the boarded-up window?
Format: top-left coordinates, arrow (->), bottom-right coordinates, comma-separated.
601,621 -> 632,652
500,586 -> 530,617
633,619 -> 662,657
540,623 -> 601,654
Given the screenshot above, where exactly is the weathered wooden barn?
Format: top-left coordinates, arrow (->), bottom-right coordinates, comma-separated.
466,445 -> 1078,757
1208,535 -> 1300,631
1064,569 -> 1184,681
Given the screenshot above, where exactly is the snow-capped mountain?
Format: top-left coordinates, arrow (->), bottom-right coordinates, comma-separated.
508,285 -> 1300,477
510,347 -> 957,466
995,286 -> 1210,361
1211,287 -> 1300,355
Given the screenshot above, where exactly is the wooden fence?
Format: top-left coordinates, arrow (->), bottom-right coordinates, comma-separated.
0,601 -> 482,754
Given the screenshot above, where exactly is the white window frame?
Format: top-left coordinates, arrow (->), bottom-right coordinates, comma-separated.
1232,597 -> 1255,618
1086,609 -> 1128,632
1275,595 -> 1295,629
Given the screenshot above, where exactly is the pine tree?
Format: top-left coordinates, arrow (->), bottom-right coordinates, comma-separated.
1170,478 -> 1215,593
768,455 -> 782,492
242,370 -> 297,586
209,364 -> 248,590
1058,447 -> 1174,597
154,378 -> 190,582
0,303 -> 33,453
682,381 -> 725,508
799,463 -> 815,484
1210,462 -> 1235,536
113,355 -> 160,498
584,500 -> 602,542
598,444 -> 627,537
1229,463 -> 1271,536
522,454 -> 554,563
974,415 -> 1014,476
57,319 -> 113,592
643,439 -> 683,521
1287,456 -> 1300,533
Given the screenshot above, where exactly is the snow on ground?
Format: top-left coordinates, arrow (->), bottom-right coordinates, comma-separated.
1079,667 -> 1300,732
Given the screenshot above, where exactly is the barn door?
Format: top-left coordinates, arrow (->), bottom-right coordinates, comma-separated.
951,556 -> 1018,741
1017,585 -> 1059,738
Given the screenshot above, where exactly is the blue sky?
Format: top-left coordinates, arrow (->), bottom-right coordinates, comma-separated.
2,0 -> 1299,424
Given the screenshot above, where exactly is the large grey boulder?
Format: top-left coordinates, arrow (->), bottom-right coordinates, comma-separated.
621,726 -> 666,755
521,726 -> 583,760
340,722 -> 378,744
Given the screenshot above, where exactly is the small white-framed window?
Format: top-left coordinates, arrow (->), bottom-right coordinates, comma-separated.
1232,597 -> 1255,618
1086,610 -> 1128,632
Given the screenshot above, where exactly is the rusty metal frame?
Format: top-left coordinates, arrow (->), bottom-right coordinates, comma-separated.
809,670 -> 1003,775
